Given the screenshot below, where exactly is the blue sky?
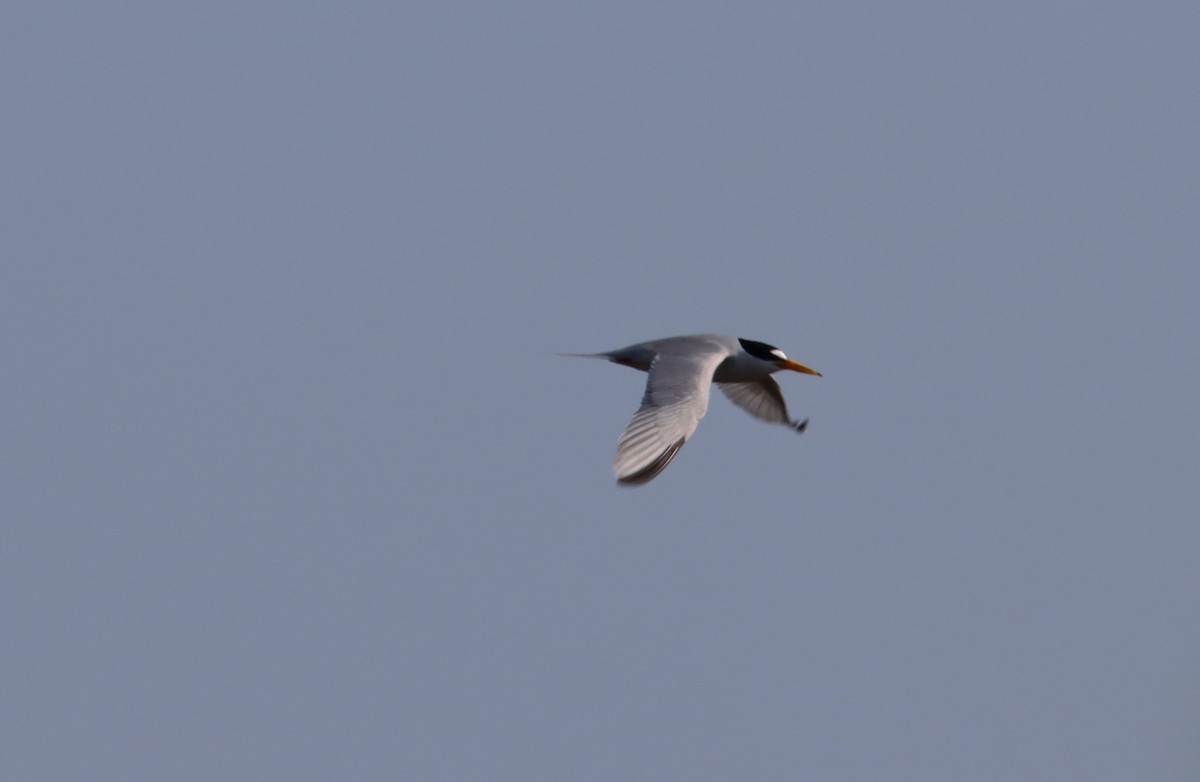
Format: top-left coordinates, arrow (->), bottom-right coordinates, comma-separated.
4,2 -> 1198,779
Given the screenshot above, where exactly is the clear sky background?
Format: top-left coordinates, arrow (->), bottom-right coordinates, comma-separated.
4,2 -> 1198,780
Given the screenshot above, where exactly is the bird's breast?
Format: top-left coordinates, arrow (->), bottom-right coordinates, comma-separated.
712,357 -> 771,383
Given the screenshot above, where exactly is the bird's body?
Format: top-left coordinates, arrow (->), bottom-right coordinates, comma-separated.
564,334 -> 821,485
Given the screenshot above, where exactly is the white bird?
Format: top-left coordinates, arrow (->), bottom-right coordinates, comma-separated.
564,334 -> 821,485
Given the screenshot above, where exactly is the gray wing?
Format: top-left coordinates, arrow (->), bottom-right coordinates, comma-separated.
614,351 -> 727,485
717,378 -> 809,433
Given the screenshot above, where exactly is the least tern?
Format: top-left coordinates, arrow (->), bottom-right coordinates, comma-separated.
564,334 -> 821,485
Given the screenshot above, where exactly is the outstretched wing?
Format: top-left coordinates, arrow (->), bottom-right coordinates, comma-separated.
717,378 -> 809,433
614,351 -> 727,485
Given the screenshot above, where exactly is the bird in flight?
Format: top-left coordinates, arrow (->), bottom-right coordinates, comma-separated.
563,334 -> 821,485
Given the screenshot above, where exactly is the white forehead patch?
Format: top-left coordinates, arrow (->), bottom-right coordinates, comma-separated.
769,349 -> 788,360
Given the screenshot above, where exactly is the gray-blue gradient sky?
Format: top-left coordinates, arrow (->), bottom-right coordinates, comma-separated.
5,2 -> 1198,779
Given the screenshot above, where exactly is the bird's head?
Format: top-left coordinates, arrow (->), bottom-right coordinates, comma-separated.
738,338 -> 822,376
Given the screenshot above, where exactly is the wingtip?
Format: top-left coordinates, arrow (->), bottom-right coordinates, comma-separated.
614,438 -> 685,486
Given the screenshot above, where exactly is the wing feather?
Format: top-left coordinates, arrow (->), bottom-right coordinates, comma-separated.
613,350 -> 727,485
717,378 -> 809,432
